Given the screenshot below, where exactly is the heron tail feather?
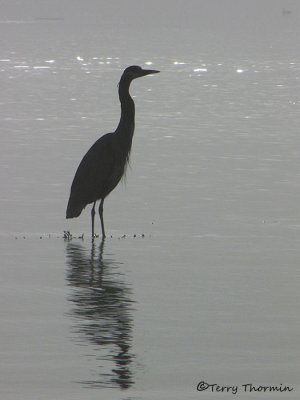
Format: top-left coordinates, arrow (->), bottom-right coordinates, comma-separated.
66,200 -> 83,219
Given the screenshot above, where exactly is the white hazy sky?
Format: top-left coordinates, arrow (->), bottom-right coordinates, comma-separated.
1,0 -> 299,27
1,0 -> 299,57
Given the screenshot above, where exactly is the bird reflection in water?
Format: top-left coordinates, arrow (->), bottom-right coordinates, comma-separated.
65,239 -> 135,389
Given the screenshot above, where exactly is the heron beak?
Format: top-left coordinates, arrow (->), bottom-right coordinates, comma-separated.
140,69 -> 160,76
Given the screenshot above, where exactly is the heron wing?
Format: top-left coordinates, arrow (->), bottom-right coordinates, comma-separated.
68,133 -> 117,212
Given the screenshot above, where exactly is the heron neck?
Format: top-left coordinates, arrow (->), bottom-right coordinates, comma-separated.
116,78 -> 135,139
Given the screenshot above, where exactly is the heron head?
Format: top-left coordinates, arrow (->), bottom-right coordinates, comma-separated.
123,65 -> 160,80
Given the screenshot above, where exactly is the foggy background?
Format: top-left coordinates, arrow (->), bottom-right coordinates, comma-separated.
1,0 -> 300,58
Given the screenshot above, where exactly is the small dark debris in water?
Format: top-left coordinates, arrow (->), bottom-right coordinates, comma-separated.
63,231 -> 85,240
62,232 -> 152,241
115,233 -> 150,239
63,230 -> 72,240
14,231 -> 151,241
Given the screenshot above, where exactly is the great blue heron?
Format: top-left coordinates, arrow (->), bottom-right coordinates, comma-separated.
66,65 -> 159,238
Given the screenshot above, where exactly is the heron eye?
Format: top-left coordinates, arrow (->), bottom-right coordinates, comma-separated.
126,66 -> 142,74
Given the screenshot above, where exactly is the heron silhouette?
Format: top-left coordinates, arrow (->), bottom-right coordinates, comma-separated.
66,65 -> 159,238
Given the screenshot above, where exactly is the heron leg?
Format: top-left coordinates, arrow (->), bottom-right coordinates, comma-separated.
91,201 -> 96,238
99,199 -> 106,238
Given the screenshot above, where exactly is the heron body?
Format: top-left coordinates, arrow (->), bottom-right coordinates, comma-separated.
66,65 -> 159,238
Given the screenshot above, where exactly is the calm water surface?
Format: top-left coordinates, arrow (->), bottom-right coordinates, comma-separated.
1,5 -> 300,399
